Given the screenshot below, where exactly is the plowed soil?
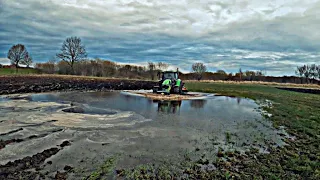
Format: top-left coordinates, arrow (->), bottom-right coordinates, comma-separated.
0,75 -> 156,95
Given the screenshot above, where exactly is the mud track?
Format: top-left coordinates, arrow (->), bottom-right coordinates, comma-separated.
0,141 -> 71,180
276,87 -> 320,94
0,75 -> 156,179
0,75 -> 156,95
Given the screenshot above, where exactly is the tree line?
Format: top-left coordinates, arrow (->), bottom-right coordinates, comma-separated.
3,36 -> 319,84
35,58 -> 171,80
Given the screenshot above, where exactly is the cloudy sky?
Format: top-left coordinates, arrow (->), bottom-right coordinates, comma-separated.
1,0 -> 319,75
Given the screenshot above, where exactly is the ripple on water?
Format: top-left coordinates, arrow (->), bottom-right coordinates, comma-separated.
0,92 -> 287,176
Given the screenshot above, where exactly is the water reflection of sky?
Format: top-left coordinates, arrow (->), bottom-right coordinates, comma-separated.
27,92 -> 262,133
0,96 -> 8,102
0,91 -> 285,173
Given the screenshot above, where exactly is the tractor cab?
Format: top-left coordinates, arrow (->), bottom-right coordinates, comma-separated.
153,69 -> 188,95
161,71 -> 178,80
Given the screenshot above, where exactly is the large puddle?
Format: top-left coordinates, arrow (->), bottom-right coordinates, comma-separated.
0,91 -> 285,178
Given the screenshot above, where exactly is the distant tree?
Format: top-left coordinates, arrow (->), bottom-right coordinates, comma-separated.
317,65 -> 320,80
101,60 -> 116,77
310,64 -> 318,80
21,54 -> 33,68
0,64 -> 2,68
244,71 -> 256,77
35,62 -> 55,74
227,73 -> 233,80
213,70 -> 227,80
148,62 -> 156,80
192,62 -> 206,80
7,44 -> 29,72
256,71 -> 264,76
239,68 -> 243,81
216,70 -> 227,75
124,65 -> 132,75
89,60 -> 102,76
56,36 -> 87,74
295,65 -> 306,77
157,62 -> 169,71
57,61 -> 71,74
296,65 -> 311,83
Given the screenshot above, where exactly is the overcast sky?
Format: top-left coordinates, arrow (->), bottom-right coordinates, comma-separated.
1,0 -> 319,75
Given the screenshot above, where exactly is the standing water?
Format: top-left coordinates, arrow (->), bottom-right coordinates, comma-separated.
0,91 -> 284,178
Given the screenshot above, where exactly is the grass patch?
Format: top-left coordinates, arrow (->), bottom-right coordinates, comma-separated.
89,82 -> 319,179
85,156 -> 117,180
185,82 -> 320,179
0,68 -> 40,75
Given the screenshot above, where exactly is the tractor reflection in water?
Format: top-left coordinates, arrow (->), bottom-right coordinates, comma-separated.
155,100 -> 182,114
190,99 -> 207,109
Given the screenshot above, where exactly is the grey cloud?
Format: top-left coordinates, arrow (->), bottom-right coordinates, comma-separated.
0,0 -> 319,75
0,58 -> 10,65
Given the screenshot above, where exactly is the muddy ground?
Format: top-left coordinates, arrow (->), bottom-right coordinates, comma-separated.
0,75 -> 156,179
0,75 -> 156,95
1,75 -> 318,179
276,87 -> 320,94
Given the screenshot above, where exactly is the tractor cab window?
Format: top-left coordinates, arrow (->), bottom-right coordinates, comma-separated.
163,72 -> 177,79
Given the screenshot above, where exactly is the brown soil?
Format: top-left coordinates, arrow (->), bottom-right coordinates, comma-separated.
0,75 -> 156,95
0,141 -> 71,180
276,87 -> 320,94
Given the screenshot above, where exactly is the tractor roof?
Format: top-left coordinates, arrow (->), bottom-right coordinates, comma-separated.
162,71 -> 178,73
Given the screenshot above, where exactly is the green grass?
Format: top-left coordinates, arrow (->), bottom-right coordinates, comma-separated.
85,156 -> 117,180
185,82 -> 320,179
98,82 -> 319,179
0,68 -> 40,75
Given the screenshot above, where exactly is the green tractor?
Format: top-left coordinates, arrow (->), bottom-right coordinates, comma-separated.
152,69 -> 188,95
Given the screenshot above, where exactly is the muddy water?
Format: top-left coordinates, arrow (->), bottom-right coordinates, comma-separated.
0,92 -> 284,179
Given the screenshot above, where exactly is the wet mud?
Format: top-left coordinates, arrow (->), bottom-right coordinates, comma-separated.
0,90 -> 287,179
277,87 -> 320,94
0,75 -> 156,95
0,141 -> 71,180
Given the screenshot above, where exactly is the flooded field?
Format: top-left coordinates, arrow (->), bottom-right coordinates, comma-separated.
0,91 -> 286,179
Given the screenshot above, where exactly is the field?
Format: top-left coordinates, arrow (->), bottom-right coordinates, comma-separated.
79,81 -> 320,179
0,68 -> 40,75
183,82 -> 320,179
0,76 -> 319,179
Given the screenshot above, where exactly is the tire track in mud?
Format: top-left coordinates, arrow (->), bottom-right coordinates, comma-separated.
0,128 -> 23,136
0,129 -> 64,150
0,140 -> 72,180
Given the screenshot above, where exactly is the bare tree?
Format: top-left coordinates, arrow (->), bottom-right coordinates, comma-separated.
239,68 -> 243,81
317,65 -> 320,80
21,54 -> 33,68
216,70 -> 227,75
192,62 -> 206,80
57,61 -> 71,74
148,62 -> 156,80
102,60 -> 116,77
256,71 -> 264,76
296,65 -> 306,77
296,65 -> 311,83
56,36 -> 87,74
157,62 -> 169,71
7,44 -> 29,71
310,64 -> 318,80
35,62 -> 55,74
